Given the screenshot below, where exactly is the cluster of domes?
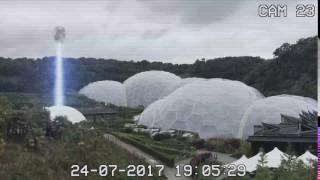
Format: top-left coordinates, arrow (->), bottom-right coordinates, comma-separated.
78,70 -> 317,139
79,71 -> 182,108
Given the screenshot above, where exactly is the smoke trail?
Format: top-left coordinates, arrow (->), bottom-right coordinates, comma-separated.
54,26 -> 66,106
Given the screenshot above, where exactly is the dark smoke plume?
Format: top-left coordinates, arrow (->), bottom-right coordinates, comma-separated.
54,26 -> 66,42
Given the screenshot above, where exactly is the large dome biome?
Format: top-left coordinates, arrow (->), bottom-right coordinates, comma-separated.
124,71 -> 181,107
167,77 -> 207,93
46,106 -> 86,124
138,78 -> 264,139
238,95 -> 317,139
79,80 -> 127,106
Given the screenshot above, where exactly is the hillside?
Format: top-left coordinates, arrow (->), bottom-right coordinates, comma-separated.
0,36 -> 317,99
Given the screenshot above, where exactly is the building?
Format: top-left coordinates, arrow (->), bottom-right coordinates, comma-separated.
247,111 -> 317,154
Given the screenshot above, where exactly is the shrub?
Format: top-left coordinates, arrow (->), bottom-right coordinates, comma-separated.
153,133 -> 171,141
150,145 -> 193,157
192,139 -> 205,149
123,127 -> 133,133
115,135 -> 175,167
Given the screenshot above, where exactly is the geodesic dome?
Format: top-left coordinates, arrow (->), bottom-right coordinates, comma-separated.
167,77 -> 206,92
238,95 -> 317,138
138,78 -> 264,139
46,106 -> 86,124
124,71 -> 181,107
79,80 -> 127,106
138,99 -> 165,127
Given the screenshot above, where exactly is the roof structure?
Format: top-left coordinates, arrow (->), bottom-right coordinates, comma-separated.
232,148 -> 315,173
297,151 -> 317,166
264,147 -> 288,169
242,152 -> 263,173
239,95 -> 317,138
235,148 -> 288,173
248,111 -> 317,143
225,155 -> 248,167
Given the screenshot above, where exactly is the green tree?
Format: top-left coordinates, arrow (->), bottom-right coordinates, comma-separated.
255,153 -> 273,180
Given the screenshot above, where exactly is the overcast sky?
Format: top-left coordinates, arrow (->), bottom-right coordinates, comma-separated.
0,0 -> 317,63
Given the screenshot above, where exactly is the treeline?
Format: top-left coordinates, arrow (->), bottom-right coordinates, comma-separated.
0,36 -> 317,99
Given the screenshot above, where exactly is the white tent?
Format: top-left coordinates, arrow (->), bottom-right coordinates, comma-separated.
265,147 -> 288,169
226,155 -> 248,167
297,151 -> 317,166
237,147 -> 289,173
242,152 -> 263,173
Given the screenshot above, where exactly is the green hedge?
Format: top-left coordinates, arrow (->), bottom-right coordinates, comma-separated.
128,135 -> 190,150
115,134 -> 175,167
150,145 -> 193,157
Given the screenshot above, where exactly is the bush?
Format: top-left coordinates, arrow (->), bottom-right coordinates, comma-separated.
192,139 -> 205,149
115,134 -> 175,167
150,145 -> 193,157
153,133 -> 171,141
122,127 -> 133,133
204,138 -> 246,154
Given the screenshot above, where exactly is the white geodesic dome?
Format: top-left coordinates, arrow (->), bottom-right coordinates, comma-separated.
124,71 -> 181,107
239,95 -> 317,138
46,106 -> 86,124
138,78 -> 264,139
167,77 -> 207,92
138,99 -> 165,127
79,80 -> 127,106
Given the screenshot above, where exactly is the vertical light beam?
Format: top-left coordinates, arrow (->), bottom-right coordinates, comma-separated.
55,42 -> 64,106
54,26 -> 66,106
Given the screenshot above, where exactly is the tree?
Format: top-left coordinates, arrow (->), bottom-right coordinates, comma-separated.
275,154 -> 317,180
255,153 -> 273,180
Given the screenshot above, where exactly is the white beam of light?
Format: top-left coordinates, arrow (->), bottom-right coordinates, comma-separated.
54,42 -> 64,106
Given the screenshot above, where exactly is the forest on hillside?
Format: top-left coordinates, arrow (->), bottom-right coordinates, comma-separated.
0,36 -> 317,99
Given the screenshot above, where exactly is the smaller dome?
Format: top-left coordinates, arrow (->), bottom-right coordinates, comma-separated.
79,80 -> 127,106
124,71 -> 181,107
46,106 -> 86,123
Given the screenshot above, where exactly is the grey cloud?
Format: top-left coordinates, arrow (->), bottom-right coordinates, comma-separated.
0,0 -> 317,63
138,0 -> 244,25
141,29 -> 169,39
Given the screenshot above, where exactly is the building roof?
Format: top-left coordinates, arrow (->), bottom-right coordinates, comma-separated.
297,151 -> 317,166
249,111 -> 316,138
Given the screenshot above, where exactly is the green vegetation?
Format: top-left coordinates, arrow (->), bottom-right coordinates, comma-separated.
224,153 -> 317,180
113,132 -> 196,167
0,95 -> 164,180
0,128 -> 164,180
0,36 -> 317,179
204,138 -> 253,158
0,36 -> 317,99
